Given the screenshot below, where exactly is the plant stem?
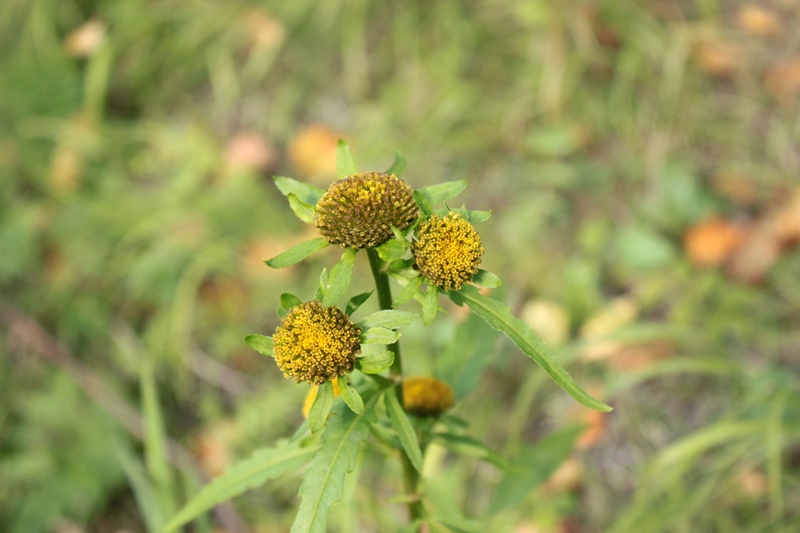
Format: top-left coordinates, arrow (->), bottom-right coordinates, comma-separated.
400,451 -> 424,526
366,248 -> 402,377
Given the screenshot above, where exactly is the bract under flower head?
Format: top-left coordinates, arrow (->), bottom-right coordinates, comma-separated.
412,212 -> 484,291
402,376 -> 455,417
314,172 -> 418,249
273,300 -> 361,385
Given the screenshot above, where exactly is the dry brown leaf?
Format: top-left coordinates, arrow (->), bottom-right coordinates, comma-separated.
224,131 -> 277,174
521,299 -> 570,346
288,125 -> 341,181
737,5 -> 782,37
693,39 -> 742,77
683,217 -> 747,267
64,19 -> 107,57
765,58 -> 800,102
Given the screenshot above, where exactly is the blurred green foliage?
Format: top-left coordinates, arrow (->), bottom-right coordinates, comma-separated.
2,0 -> 800,532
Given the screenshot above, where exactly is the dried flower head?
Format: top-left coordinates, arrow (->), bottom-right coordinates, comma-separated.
412,212 -> 484,291
314,172 -> 419,249
273,300 -> 361,385
402,376 -> 455,417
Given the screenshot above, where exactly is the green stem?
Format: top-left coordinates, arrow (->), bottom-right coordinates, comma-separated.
400,452 -> 424,526
366,248 -> 402,377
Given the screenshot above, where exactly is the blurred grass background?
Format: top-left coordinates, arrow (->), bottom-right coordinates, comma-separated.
2,0 -> 800,532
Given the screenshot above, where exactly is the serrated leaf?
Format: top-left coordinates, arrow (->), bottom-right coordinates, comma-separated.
337,376 -> 365,414
384,386 -> 423,472
376,239 -> 408,262
287,193 -> 315,224
164,443 -> 317,532
433,433 -> 510,470
471,269 -> 501,288
357,310 -> 419,330
322,248 -> 357,307
336,140 -> 358,179
488,426 -> 582,514
392,275 -> 424,308
308,381 -> 334,434
274,176 -> 326,205
266,238 -> 329,269
244,335 -> 274,357
346,290 -> 374,316
359,327 -> 401,344
386,151 -> 407,177
423,285 -> 439,325
419,180 -> 467,205
355,351 -> 394,374
281,293 -> 302,311
413,191 -> 434,215
291,395 -> 377,533
448,285 -> 612,412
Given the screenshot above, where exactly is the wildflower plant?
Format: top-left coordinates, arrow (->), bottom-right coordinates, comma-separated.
165,142 -> 611,533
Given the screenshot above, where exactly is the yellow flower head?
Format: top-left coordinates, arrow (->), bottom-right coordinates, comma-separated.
402,376 -> 455,417
412,212 -> 484,291
273,300 -> 361,385
314,172 -> 419,249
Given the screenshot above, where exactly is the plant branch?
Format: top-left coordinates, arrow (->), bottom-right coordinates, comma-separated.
366,248 -> 402,377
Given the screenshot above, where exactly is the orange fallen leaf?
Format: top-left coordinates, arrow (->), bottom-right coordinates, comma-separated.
224,131 -> 277,174
288,125 -> 342,182
693,39 -> 742,77
737,5 -> 782,37
683,217 -> 747,267
242,10 -> 286,51
765,58 -> 800,103
607,340 -> 674,373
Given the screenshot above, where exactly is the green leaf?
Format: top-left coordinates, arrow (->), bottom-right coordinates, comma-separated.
431,516 -> 484,533
336,140 -> 358,179
384,386 -> 424,472
359,327 -> 401,344
436,313 -> 498,399
357,310 -> 419,330
244,335 -> 274,357
391,225 -> 405,241
448,285 -> 612,412
316,268 -> 329,300
281,293 -> 302,311
466,209 -> 491,223
386,151 -> 408,177
274,176 -> 326,205
419,181 -> 467,205
376,239 -> 408,262
266,238 -> 330,268
164,442 -> 317,532
433,433 -> 510,470
413,191 -> 434,215
488,426 -> 582,514
287,193 -> 315,224
392,275 -> 424,308
423,285 -> 439,325
308,381 -> 334,434
141,357 -> 175,519
355,351 -> 394,374
291,395 -> 377,533
472,269 -> 502,288
277,303 -> 288,319
337,376 -> 365,414
345,290 -> 374,316
322,248 -> 357,307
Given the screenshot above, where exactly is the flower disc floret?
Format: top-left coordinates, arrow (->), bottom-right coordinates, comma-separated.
412,212 -> 484,291
273,300 -> 361,385
314,172 -> 419,249
402,376 -> 455,417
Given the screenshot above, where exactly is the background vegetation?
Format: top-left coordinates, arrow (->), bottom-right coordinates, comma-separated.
2,0 -> 799,532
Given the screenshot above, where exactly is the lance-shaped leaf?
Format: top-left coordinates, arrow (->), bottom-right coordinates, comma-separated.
355,351 -> 394,374
275,176 -> 326,205
336,140 -> 358,179
376,238 -> 408,262
432,432 -> 510,470
266,238 -> 329,269
337,375 -> 365,414
419,180 -> 467,205
281,293 -> 302,312
244,335 -> 273,357
384,386 -> 424,472
357,310 -> 419,330
287,193 -> 315,224
164,442 -> 317,532
437,205 -> 492,224
360,327 -> 401,345
308,381 -> 334,434
345,290 -> 374,316
291,395 -> 377,533
413,190 -> 434,216
386,150 -> 407,177
471,269 -> 502,289
392,275 -> 424,308
449,285 -> 612,412
322,248 -> 357,307
422,285 -> 439,325
316,268 -> 329,300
